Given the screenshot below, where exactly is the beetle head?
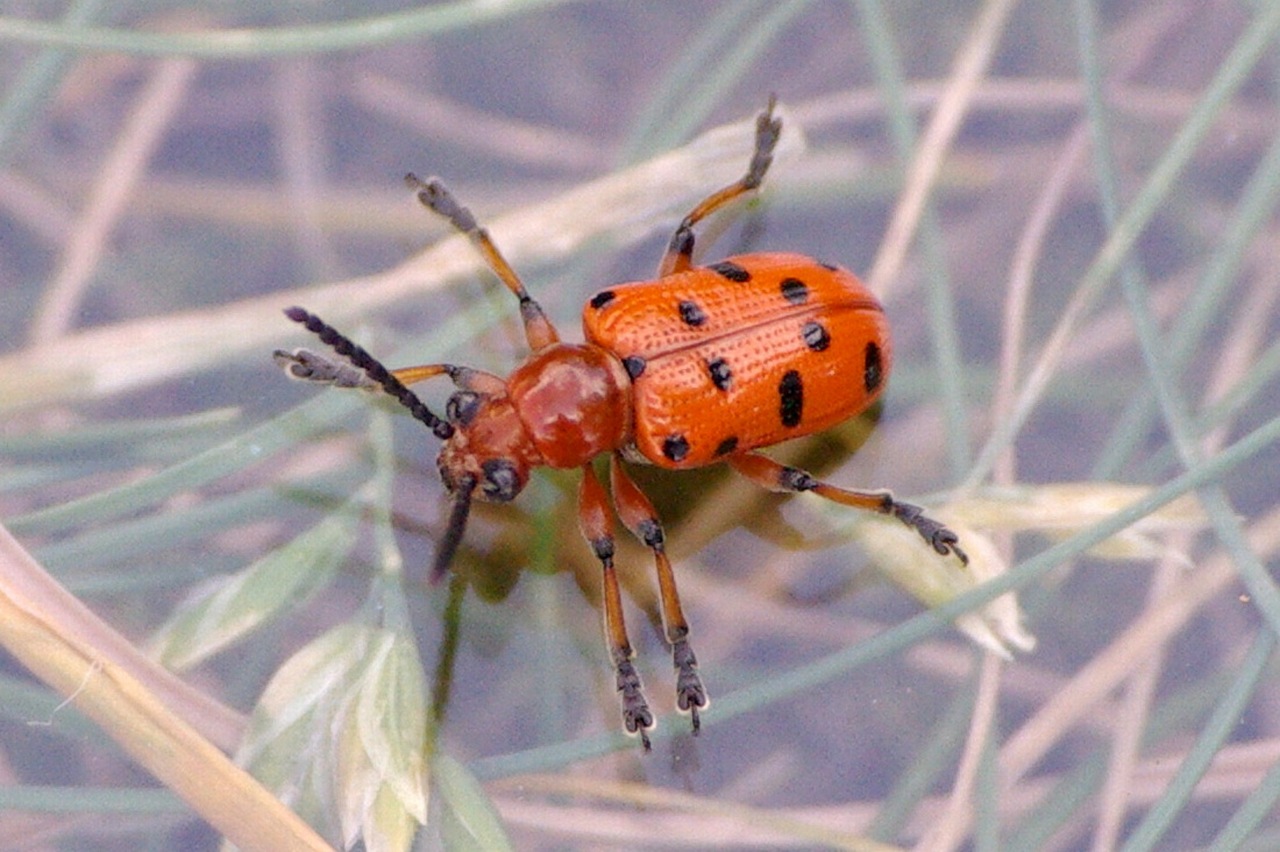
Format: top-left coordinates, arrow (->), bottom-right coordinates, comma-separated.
430,389 -> 540,582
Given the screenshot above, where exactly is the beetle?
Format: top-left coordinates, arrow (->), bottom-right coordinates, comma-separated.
275,98 -> 965,749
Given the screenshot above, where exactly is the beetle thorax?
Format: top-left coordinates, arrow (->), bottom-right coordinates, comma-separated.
436,343 -> 632,503
506,343 -> 632,469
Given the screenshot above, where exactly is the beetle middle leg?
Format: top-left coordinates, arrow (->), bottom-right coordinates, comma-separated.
657,96 -> 783,278
729,452 -> 968,565
609,455 -> 706,732
405,172 -> 561,353
579,464 -> 655,749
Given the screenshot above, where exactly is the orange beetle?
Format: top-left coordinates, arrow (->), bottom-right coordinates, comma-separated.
276,99 -> 965,749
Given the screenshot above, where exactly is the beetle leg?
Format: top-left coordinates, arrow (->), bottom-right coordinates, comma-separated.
728,452 -> 968,565
405,173 -> 561,352
579,465 -> 654,749
274,347 -> 381,391
274,336 -> 511,418
391,363 -> 506,395
657,96 -> 783,277
609,455 -> 706,733
281,307 -> 454,439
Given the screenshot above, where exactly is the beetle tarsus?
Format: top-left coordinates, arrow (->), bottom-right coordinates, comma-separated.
273,348 -> 379,390
744,94 -> 781,189
891,500 -> 969,565
672,638 -> 705,733
615,653 -> 655,749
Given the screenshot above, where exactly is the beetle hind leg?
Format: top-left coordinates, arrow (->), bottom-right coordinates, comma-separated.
882,500 -> 968,563
657,96 -> 782,277
728,452 -> 968,565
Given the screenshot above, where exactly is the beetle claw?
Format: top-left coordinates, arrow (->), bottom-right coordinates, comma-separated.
672,638 -> 706,734
616,655 -> 655,749
892,501 -> 969,565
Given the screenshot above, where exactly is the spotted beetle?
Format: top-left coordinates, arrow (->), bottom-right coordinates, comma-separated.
276,98 -> 965,749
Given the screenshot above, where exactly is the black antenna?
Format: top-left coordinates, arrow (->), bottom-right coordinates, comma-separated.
430,474 -> 476,583
282,307 -> 454,440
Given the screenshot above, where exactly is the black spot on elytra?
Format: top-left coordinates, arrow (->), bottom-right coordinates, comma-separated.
663,434 -> 690,463
678,299 -> 707,327
623,355 -> 647,379
802,321 -> 830,352
706,357 -> 732,391
589,290 -> 616,309
779,370 -> 803,428
864,342 -> 883,392
780,277 -> 809,304
714,436 -> 739,456
707,260 -> 750,282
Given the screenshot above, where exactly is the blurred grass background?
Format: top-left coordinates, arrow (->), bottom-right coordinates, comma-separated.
2,0 -> 1279,849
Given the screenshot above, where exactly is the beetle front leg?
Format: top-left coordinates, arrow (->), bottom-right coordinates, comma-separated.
390,363 -> 505,393
277,307 -> 455,439
610,455 -> 707,733
276,354 -> 504,396
578,465 -> 654,749
274,347 -> 381,390
728,453 -> 968,565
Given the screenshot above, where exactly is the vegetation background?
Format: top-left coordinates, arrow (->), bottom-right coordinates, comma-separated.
1,1 -> 1278,849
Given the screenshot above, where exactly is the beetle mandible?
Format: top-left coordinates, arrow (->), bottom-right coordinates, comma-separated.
276,98 -> 966,750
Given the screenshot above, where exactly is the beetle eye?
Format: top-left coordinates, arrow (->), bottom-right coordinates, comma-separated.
446,391 -> 482,425
480,459 -> 521,502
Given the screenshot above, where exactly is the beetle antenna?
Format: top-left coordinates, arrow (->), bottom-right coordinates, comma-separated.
283,306 -> 454,440
430,474 -> 476,583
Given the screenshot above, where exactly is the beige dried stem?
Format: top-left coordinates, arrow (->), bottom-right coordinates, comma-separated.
0,523 -> 330,851
0,105 -> 804,413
